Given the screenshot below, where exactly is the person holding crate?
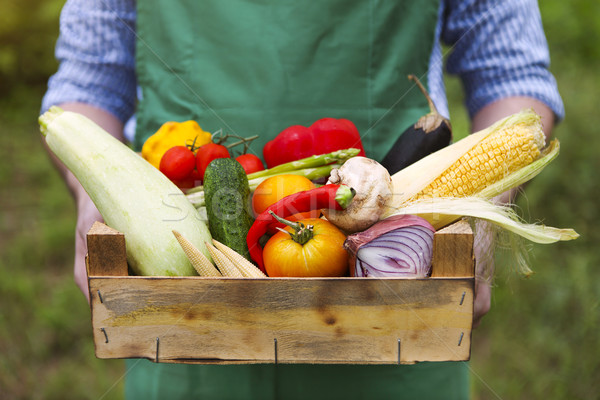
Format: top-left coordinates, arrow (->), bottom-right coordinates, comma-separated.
42,0 -> 563,398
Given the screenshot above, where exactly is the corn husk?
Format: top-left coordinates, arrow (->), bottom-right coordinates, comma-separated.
387,197 -> 579,274
391,197 -> 578,243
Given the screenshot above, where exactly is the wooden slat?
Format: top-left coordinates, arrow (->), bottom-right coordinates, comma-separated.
86,220 -> 474,364
431,219 -> 474,278
86,221 -> 128,277
89,277 -> 473,364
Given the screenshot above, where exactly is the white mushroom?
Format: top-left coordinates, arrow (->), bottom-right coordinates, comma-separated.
322,157 -> 393,233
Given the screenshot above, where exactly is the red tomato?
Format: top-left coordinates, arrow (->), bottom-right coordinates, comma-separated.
195,143 -> 230,180
159,146 -> 196,181
235,154 -> 265,174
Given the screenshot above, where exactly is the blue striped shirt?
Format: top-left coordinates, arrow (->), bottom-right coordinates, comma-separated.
42,0 -> 564,141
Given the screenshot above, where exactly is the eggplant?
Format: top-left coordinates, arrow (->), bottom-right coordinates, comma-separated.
380,74 -> 452,174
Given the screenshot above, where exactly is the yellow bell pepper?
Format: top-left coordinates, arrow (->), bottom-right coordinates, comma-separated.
141,120 -> 212,169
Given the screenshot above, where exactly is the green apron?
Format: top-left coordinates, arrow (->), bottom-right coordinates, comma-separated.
134,0 -> 438,161
128,0 -> 470,399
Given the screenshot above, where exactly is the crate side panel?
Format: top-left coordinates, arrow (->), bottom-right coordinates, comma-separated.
89,277 -> 473,364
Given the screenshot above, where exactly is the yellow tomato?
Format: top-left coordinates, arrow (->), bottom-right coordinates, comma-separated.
252,174 -> 319,216
263,218 -> 349,277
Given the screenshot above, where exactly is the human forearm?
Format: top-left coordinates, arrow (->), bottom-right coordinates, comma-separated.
471,96 -> 555,140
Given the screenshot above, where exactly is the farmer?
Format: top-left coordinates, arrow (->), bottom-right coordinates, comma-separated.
42,0 -> 563,398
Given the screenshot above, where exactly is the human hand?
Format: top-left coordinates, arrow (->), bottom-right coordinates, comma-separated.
473,277 -> 491,329
73,190 -> 103,303
472,219 -> 495,328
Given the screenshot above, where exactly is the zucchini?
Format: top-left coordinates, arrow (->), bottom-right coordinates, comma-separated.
203,158 -> 254,260
39,106 -> 212,276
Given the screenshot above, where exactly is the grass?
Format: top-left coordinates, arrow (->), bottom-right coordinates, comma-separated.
1,1 -> 598,399
0,91 -> 126,399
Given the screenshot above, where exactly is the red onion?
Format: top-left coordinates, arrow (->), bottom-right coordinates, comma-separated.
344,215 -> 435,278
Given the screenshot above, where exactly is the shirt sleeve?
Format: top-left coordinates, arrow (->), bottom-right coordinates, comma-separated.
41,0 -> 137,124
441,0 -> 565,120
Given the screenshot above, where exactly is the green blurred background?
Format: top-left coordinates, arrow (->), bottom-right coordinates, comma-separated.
0,1 -> 598,399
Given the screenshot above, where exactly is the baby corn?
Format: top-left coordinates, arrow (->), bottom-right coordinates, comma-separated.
172,231 -> 221,277
212,239 -> 266,278
205,242 -> 244,278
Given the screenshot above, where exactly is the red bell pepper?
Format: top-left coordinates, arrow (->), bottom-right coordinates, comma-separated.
263,118 -> 366,168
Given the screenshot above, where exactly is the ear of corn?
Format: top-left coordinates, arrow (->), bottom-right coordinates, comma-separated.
212,239 -> 266,278
385,110 -> 547,216
205,242 -> 245,278
413,118 -> 544,199
382,109 -> 578,277
172,231 -> 222,277
477,138 -> 559,200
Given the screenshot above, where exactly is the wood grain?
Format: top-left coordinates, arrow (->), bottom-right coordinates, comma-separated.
86,221 -> 128,277
89,277 -> 473,364
431,219 -> 474,278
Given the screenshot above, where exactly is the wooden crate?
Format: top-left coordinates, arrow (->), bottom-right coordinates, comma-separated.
86,220 -> 474,365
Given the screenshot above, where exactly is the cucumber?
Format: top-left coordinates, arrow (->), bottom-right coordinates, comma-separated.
203,158 -> 254,260
39,106 -> 212,276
